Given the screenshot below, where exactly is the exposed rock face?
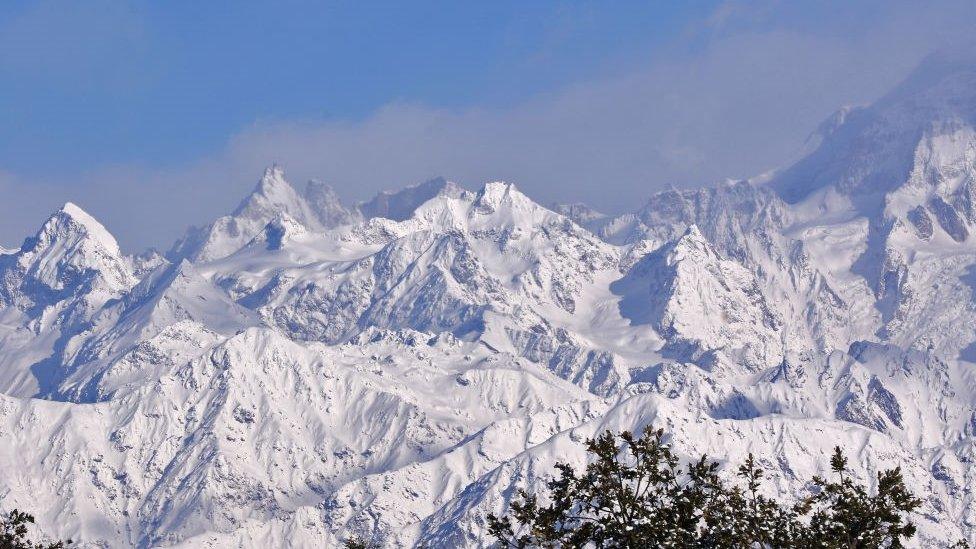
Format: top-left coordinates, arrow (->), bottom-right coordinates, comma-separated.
930,196 -> 969,242
907,205 -> 934,240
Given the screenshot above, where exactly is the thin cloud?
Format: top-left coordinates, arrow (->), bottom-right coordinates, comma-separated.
1,1 -> 974,251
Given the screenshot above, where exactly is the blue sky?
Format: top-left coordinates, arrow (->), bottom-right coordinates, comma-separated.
0,1 -> 707,175
1,1 -> 975,250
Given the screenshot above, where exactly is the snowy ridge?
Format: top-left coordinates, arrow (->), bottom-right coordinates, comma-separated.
2,54 -> 976,547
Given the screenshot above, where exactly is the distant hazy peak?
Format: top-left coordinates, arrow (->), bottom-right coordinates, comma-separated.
875,49 -> 976,113
304,179 -> 360,228
359,177 -> 466,221
550,202 -> 607,223
769,51 -> 976,206
806,105 -> 863,147
304,179 -> 340,202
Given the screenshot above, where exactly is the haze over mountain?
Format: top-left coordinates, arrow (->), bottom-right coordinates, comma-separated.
2,52 -> 976,546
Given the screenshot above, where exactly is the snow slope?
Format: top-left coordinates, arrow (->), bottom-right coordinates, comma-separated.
2,53 -> 976,547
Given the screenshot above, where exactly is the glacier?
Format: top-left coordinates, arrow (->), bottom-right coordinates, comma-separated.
1,53 -> 976,546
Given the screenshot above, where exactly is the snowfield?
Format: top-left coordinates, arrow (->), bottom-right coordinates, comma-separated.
2,53 -> 976,546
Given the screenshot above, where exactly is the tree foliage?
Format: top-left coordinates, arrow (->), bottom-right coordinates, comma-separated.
0,509 -> 71,549
798,447 -> 922,547
488,428 -> 923,548
343,536 -> 382,549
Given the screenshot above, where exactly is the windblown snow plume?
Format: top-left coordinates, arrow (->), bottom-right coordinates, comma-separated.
2,53 -> 976,547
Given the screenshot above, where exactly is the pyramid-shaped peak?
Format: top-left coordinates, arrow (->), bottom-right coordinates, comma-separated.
250,165 -> 299,201
232,166 -> 315,223
1,202 -> 135,307
675,224 -> 712,247
168,167 -> 324,263
61,201 -> 91,219
665,225 -> 718,263
44,202 -> 123,256
681,224 -> 705,240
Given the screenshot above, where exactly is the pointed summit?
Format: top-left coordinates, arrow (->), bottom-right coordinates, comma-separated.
670,224 -> 712,257
0,203 -> 134,314
233,165 -> 316,224
61,201 -> 90,218
169,166 -> 321,262
249,165 -> 288,196
613,227 -> 781,371
55,202 -> 124,257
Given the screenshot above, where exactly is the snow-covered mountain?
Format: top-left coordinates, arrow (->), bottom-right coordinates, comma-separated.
2,53 -> 976,547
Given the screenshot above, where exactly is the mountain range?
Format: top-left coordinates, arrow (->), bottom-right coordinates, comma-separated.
2,52 -> 976,546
